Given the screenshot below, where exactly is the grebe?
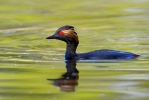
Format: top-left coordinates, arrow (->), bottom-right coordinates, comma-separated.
46,25 -> 139,60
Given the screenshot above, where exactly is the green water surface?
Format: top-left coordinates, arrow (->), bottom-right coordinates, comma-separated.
0,0 -> 149,100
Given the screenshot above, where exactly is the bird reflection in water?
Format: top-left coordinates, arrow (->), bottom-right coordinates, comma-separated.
47,60 -> 79,92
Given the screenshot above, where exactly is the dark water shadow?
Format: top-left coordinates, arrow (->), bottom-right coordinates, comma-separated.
47,60 -> 79,92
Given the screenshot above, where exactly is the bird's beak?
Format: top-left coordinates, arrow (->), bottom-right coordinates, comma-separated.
46,35 -> 55,39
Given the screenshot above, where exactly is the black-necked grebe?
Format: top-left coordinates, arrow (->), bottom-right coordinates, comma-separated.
46,25 -> 139,60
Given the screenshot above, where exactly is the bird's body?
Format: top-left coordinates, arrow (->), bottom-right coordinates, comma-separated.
46,25 -> 139,60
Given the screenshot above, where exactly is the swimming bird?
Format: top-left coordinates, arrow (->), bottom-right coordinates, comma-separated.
46,25 -> 139,60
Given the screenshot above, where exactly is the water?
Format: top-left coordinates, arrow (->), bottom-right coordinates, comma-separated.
0,49 -> 149,99
0,59 -> 149,100
0,0 -> 149,100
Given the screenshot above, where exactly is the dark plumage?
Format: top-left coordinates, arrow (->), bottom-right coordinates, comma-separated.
46,25 -> 139,60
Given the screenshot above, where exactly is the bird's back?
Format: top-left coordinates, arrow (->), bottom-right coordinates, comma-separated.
77,49 -> 139,60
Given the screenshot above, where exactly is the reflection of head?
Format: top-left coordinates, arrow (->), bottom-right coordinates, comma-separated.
51,73 -> 78,92
47,60 -> 79,92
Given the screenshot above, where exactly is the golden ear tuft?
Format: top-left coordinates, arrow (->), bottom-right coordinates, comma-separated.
62,29 -> 79,42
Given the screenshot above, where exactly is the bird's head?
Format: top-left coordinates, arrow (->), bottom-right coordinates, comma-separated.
46,25 -> 79,44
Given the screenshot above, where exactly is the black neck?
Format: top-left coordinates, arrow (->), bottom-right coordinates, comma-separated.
65,42 -> 78,60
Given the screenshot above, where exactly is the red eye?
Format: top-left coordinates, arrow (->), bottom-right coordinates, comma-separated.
59,31 -> 64,35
